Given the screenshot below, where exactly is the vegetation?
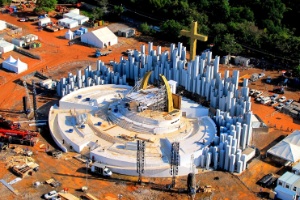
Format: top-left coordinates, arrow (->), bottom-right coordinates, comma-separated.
0,0 -> 11,6
37,0 -> 300,66
34,0 -> 57,14
103,0 -> 300,66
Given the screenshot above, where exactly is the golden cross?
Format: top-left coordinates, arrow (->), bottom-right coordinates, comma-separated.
180,21 -> 208,61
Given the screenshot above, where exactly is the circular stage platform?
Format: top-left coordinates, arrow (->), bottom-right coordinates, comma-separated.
49,84 -> 216,177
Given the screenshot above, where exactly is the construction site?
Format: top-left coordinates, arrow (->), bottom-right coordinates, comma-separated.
0,4 -> 300,200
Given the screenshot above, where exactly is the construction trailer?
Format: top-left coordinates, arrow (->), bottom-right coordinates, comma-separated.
38,17 -> 51,27
117,28 -> 135,38
234,56 -> 250,67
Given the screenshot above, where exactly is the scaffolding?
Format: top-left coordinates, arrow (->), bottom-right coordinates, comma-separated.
125,78 -> 142,97
126,78 -> 168,112
170,142 -> 180,187
137,140 -> 145,183
32,80 -> 37,120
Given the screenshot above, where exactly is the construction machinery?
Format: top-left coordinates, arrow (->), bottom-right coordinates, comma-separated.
95,49 -> 112,58
0,115 -> 19,130
0,128 -> 39,146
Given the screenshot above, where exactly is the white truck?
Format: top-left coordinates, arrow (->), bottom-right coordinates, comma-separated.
90,162 -> 112,177
261,97 -> 271,104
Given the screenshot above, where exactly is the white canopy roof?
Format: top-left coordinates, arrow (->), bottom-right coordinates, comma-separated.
90,27 -> 117,43
2,55 -> 28,74
268,130 -> 300,162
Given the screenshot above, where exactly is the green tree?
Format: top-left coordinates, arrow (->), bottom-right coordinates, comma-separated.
139,22 -> 151,35
219,33 -> 242,55
91,7 -> 104,22
149,0 -> 171,9
0,0 -> 11,6
35,0 -> 57,13
95,0 -> 108,13
161,19 -> 182,41
59,0 -> 77,3
111,5 -> 124,16
294,65 -> 300,78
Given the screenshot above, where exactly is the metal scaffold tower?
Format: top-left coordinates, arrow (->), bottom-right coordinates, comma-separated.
32,80 -> 37,120
154,85 -> 167,111
170,142 -> 180,188
125,78 -> 142,97
137,140 -> 145,183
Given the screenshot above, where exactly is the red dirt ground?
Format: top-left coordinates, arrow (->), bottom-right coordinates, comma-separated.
0,10 -> 300,200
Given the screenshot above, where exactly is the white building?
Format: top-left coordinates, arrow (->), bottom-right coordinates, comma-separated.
234,56 -> 250,67
2,55 -> 28,74
0,39 -> 14,53
12,38 -> 26,47
63,11 -> 89,25
81,27 -> 118,48
0,20 -> 6,30
58,18 -> 78,29
38,17 -> 51,27
277,172 -> 300,197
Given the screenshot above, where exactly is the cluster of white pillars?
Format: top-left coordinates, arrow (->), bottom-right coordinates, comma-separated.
55,42 -> 255,174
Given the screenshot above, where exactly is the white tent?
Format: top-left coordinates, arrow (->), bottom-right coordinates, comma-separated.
267,130 -> 300,162
65,29 -> 74,40
284,130 -> 300,146
58,18 -> 78,29
69,8 -> 80,15
63,11 -> 89,25
0,39 -> 14,53
2,56 -> 28,74
81,27 -> 118,48
0,20 -> 6,30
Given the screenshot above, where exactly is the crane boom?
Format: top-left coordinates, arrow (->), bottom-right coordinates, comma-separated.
0,128 -> 39,146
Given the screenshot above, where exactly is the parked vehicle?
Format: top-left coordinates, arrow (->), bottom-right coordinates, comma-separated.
266,76 -> 272,83
90,162 -> 112,177
261,97 -> 271,104
249,89 -> 257,96
275,103 -> 285,110
255,96 -> 265,102
265,177 -> 278,188
269,100 -> 278,106
250,73 -> 259,82
253,91 -> 263,98
273,87 -> 284,94
278,96 -> 286,102
44,190 -> 58,199
95,49 -> 112,58
258,73 -> 265,78
47,150 -> 62,159
270,94 -> 279,100
285,99 -> 294,105
257,173 -> 273,188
